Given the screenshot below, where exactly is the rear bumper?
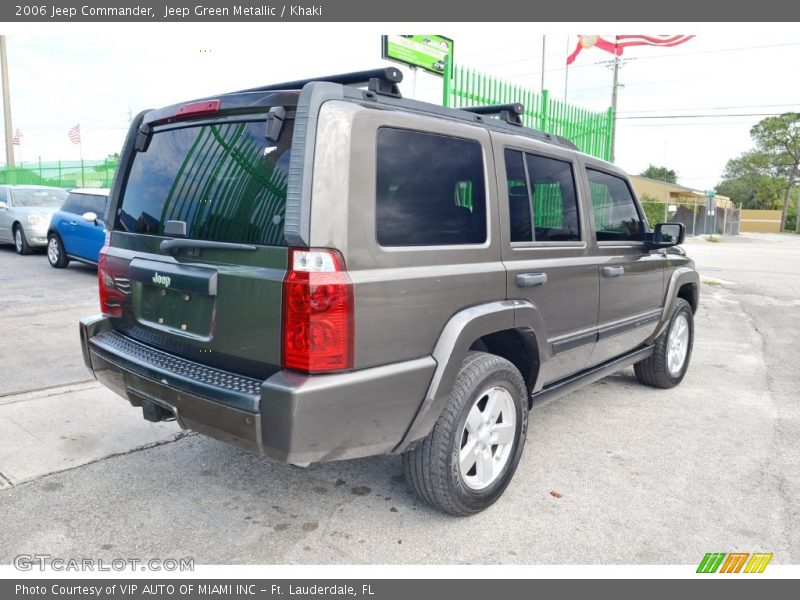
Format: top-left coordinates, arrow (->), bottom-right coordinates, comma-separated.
80,315 -> 435,464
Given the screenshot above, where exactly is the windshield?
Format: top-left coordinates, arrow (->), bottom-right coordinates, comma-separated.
116,119 -> 293,247
11,188 -> 68,208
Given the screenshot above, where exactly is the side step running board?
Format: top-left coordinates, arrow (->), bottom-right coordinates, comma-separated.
530,345 -> 654,408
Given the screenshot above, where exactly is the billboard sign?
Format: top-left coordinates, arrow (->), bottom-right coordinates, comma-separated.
381,35 -> 454,75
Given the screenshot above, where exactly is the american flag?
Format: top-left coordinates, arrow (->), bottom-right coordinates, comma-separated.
567,34 -> 694,64
12,129 -> 22,145
68,124 -> 81,144
615,35 -> 695,50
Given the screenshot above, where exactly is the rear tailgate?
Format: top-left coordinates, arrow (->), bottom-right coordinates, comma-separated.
105,105 -> 295,379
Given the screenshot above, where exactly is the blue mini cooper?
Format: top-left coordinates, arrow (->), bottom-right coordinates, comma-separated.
47,188 -> 110,268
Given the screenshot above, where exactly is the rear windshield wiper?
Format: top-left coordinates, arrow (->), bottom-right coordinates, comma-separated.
160,239 -> 258,254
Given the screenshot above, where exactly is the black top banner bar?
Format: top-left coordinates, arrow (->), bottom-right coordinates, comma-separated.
2,0 -> 800,22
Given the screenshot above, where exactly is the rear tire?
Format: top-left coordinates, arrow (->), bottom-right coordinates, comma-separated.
47,234 -> 69,268
635,298 -> 694,389
403,351 -> 528,516
13,225 -> 32,255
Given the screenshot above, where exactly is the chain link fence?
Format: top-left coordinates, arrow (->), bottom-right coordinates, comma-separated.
640,198 -> 740,236
0,159 -> 117,189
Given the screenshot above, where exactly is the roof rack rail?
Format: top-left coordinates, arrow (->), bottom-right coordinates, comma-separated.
461,103 -> 524,126
235,67 -> 403,98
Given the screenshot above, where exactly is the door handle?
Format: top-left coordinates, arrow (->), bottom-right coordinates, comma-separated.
602,266 -> 625,278
516,272 -> 548,288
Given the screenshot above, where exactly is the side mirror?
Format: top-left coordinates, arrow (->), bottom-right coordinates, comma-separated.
0,201 -> 7,210
82,211 -> 99,225
648,222 -> 685,249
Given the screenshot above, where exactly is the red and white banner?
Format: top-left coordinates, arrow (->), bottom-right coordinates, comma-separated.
68,123 -> 81,144
567,35 -> 694,64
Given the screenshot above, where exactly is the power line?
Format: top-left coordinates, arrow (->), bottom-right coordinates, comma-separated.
619,102 -> 800,115
618,122 -> 764,128
618,112 -> 789,120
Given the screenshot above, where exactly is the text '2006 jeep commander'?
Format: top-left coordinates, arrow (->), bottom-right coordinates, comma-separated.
80,67 -> 699,516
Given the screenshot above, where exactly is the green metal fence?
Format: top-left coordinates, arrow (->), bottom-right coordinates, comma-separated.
443,57 -> 613,161
0,159 -> 118,189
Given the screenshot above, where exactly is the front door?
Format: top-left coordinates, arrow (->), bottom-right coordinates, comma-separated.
583,165 -> 665,367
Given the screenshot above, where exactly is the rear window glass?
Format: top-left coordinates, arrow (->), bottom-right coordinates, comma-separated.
116,120 -> 292,246
376,128 -> 487,246
10,188 -> 67,208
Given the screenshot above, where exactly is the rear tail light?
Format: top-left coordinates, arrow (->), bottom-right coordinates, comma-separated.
98,242 -> 129,318
282,248 -> 354,373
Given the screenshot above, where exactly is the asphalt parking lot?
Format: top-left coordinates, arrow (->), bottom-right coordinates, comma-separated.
0,234 -> 798,565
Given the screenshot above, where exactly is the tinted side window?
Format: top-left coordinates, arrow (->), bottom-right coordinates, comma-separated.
61,193 -> 84,215
526,154 -> 580,242
84,194 -> 107,216
376,128 -> 487,246
504,150 -> 580,243
586,169 -> 643,242
504,150 -> 532,242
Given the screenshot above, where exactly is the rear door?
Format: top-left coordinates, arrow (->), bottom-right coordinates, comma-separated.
492,133 -> 600,386
582,164 -> 665,367
107,115 -> 294,380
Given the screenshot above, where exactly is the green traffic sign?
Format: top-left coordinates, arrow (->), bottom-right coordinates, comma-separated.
381,35 -> 454,75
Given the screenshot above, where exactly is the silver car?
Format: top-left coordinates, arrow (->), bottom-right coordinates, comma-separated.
0,185 -> 68,254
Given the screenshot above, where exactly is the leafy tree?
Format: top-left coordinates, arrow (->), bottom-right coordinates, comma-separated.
716,151 -> 787,210
639,164 -> 677,184
639,193 -> 668,227
94,152 -> 120,173
716,113 -> 800,231
749,113 -> 800,230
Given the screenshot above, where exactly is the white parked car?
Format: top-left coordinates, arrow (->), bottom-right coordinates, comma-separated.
0,185 -> 68,254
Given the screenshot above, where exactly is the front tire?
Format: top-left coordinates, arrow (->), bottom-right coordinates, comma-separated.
13,225 -> 32,255
47,234 -> 69,268
635,298 -> 694,388
403,351 -> 528,516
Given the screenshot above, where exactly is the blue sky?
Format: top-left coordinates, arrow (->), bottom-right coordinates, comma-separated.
3,23 -> 799,191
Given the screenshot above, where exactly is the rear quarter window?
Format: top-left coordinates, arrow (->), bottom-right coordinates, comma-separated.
60,194 -> 84,215
375,128 -> 487,247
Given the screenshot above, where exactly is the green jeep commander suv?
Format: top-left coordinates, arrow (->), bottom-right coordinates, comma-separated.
80,67 -> 698,516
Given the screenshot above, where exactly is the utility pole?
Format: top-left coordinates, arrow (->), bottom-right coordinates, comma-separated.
564,36 -> 570,102
540,35 -> 546,93
1,35 -> 14,168
609,51 -> 620,163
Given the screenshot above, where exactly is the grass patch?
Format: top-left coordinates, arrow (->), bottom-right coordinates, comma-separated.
705,235 -> 720,243
702,279 -> 721,287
